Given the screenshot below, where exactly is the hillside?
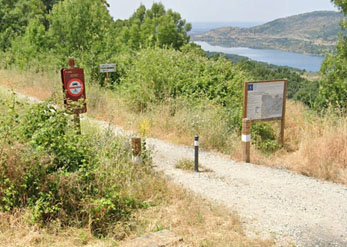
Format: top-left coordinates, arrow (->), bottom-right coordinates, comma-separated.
192,11 -> 344,55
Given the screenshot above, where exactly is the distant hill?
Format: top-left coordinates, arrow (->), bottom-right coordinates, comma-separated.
191,11 -> 344,55
189,22 -> 261,35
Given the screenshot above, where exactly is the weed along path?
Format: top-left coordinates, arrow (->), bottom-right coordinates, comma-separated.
1,87 -> 347,247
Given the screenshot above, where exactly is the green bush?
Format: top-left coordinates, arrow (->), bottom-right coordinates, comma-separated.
251,122 -> 281,153
0,96 -> 150,236
118,47 -> 245,115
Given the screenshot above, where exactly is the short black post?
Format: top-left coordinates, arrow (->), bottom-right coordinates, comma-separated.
194,135 -> 199,172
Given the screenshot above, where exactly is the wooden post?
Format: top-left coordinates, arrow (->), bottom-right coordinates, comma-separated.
74,113 -> 81,135
242,81 -> 249,119
68,57 -> 81,134
68,57 -> 75,68
106,71 -> 110,84
242,118 -> 251,163
131,137 -> 142,163
279,80 -> 287,146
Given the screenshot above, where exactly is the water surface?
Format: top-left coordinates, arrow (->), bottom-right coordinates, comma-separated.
195,41 -> 324,72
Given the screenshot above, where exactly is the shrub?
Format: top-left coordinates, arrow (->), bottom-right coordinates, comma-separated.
0,96 -> 150,236
251,122 -> 281,153
118,47 -> 245,116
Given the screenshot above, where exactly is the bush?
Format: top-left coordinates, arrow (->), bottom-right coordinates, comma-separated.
118,47 -> 245,116
0,96 -> 150,236
251,122 -> 281,153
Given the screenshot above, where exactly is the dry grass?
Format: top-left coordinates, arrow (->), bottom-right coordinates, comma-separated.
0,83 -> 272,246
241,101 -> 347,184
0,182 -> 271,247
0,68 -> 346,186
126,183 -> 273,247
175,158 -> 213,173
0,210 -> 115,247
278,103 -> 346,183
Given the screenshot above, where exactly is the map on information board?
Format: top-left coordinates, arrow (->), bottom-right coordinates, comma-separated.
245,80 -> 286,121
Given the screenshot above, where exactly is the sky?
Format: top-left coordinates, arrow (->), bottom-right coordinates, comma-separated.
108,0 -> 338,23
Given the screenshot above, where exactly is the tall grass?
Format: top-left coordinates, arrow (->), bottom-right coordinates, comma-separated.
281,103 -> 346,183
0,68 -> 346,185
0,88 -> 271,246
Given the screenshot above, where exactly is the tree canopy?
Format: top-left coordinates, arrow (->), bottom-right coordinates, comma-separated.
115,3 -> 191,50
317,0 -> 347,110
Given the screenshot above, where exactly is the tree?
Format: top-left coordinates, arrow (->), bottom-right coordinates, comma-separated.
116,3 -> 191,50
41,0 -> 61,12
47,0 -> 114,60
0,0 -> 46,51
317,0 -> 347,110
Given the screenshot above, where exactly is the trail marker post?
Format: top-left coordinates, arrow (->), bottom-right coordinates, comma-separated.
99,64 -> 116,84
61,58 -> 87,134
242,79 -> 287,162
131,137 -> 142,164
242,119 -> 251,163
194,136 -> 199,172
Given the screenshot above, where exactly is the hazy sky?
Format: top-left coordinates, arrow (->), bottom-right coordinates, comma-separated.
108,0 -> 338,23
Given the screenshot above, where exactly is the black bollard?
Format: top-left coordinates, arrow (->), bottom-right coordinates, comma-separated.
194,136 -> 199,172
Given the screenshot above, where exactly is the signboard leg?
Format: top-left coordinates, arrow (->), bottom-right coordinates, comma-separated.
106,72 -> 110,84
74,113 -> 81,135
242,118 -> 251,163
279,118 -> 285,146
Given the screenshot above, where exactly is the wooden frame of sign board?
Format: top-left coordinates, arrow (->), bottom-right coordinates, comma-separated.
242,79 -> 288,146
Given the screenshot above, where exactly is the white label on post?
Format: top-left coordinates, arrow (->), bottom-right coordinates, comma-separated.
242,134 -> 251,142
100,68 -> 116,73
194,141 -> 199,146
100,64 -> 116,68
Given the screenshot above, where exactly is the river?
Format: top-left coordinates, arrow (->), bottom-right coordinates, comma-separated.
194,41 -> 324,72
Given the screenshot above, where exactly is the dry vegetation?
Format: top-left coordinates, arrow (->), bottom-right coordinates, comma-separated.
242,101 -> 347,184
0,175 -> 271,247
0,68 -> 346,186
0,70 -> 273,246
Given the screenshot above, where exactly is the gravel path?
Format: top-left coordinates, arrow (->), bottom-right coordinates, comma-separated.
91,116 -> 347,247
145,137 -> 347,247
4,88 -> 347,247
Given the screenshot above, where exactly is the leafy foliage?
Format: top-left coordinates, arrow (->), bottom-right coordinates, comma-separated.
47,0 -> 114,63
0,96 -> 150,236
251,123 -> 281,153
0,0 -> 46,51
1,0 -> 343,159
317,0 -> 347,111
117,47 -> 244,115
115,3 -> 191,50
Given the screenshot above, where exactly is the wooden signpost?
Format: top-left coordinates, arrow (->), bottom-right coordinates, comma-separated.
131,137 -> 142,164
61,58 -> 87,134
99,64 -> 116,84
242,79 -> 287,162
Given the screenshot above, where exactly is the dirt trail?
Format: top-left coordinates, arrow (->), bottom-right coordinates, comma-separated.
146,137 -> 347,247
4,88 -> 347,247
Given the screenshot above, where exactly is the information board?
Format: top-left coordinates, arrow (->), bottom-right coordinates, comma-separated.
99,64 -> 116,73
243,80 -> 287,121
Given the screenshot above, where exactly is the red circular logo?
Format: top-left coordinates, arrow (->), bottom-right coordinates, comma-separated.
67,79 -> 84,97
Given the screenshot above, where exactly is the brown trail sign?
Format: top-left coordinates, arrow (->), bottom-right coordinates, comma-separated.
242,80 -> 287,162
